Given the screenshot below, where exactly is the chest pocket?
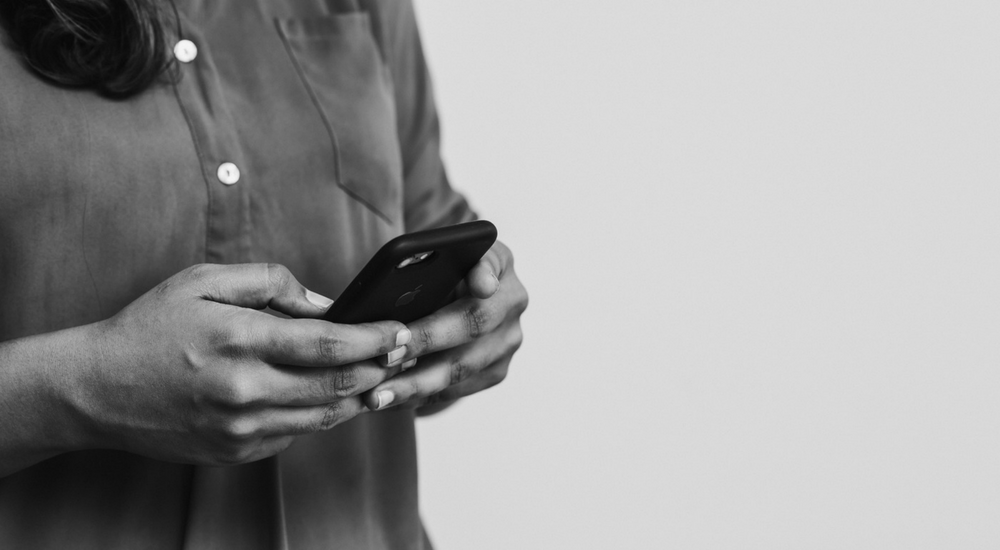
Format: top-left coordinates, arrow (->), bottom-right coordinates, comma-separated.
277,14 -> 402,224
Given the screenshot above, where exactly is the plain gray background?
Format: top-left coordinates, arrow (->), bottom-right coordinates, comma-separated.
412,1 -> 1000,548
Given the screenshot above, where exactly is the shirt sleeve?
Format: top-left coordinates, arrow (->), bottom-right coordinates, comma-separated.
364,0 -> 477,232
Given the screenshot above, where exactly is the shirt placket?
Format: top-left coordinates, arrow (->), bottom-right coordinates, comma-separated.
170,16 -> 252,265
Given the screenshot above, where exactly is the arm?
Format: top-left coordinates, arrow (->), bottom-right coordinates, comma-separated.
0,264 -> 409,478
0,325 -> 98,477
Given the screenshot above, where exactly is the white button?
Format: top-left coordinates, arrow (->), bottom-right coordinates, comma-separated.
217,162 -> 240,185
173,39 -> 198,63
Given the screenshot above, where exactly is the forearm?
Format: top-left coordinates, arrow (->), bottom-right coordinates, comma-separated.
0,325 -> 97,477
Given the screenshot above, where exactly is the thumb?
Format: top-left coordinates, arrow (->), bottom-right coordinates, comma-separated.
465,244 -> 508,300
188,263 -> 333,318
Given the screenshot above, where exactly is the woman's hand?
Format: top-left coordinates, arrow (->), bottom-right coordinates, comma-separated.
361,241 -> 528,413
67,263 -> 409,466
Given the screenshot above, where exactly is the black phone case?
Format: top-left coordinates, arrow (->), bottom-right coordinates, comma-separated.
323,220 -> 497,324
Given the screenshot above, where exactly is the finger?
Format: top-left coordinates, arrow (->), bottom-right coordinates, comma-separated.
195,397 -> 370,464
249,315 -> 411,368
465,242 -> 512,299
196,358 -> 395,411
184,263 -> 333,319
256,361 -> 398,406
276,398 -> 369,435
405,273 -> 525,358
420,358 -> 511,408
401,298 -> 498,359
466,257 -> 500,299
247,397 -> 369,438
363,325 -> 513,410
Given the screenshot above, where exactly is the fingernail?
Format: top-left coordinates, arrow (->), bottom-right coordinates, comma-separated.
386,346 -> 407,366
306,290 -> 334,309
402,358 -> 417,370
376,390 -> 395,410
489,272 -> 500,293
396,328 -> 411,347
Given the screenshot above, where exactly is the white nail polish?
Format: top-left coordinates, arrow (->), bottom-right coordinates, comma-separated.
305,290 -> 333,309
376,390 -> 395,410
402,358 -> 417,370
396,328 -> 411,347
386,346 -> 406,366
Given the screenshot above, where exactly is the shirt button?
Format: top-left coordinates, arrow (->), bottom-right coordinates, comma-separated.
173,39 -> 198,63
217,162 -> 241,185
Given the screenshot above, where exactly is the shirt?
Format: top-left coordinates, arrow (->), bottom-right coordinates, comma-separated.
0,0 -> 474,547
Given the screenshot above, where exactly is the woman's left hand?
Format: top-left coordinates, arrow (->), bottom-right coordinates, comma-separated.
362,240 -> 528,413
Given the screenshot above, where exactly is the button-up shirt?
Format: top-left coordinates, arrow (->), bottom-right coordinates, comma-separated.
0,0 -> 473,547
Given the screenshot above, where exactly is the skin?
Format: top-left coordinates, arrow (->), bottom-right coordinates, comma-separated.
0,242 -> 527,478
364,241 -> 528,414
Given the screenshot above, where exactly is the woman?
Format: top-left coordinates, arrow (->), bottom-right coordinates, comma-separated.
0,0 -> 527,547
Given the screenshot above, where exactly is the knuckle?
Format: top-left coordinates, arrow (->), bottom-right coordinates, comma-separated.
228,376 -> 260,408
415,324 -> 435,353
152,278 -> 174,298
485,364 -> 510,387
212,325 -> 252,360
221,417 -> 258,442
331,366 -> 359,397
515,286 -> 529,316
174,264 -> 216,296
406,377 -> 423,401
185,263 -> 214,281
202,417 -> 259,465
506,324 -> 524,352
449,356 -> 472,386
264,263 -> 291,291
220,375 -> 259,408
315,332 -> 344,364
319,400 -> 348,430
464,305 -> 491,339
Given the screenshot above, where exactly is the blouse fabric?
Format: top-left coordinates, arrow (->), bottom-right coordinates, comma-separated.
0,0 -> 473,547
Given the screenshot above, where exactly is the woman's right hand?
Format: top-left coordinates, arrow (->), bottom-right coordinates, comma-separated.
64,263 -> 409,467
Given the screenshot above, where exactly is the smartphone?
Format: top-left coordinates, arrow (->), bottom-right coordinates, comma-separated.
323,220 -> 497,324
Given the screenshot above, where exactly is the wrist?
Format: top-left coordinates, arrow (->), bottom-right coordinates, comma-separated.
0,322 -> 108,476
36,321 -> 112,455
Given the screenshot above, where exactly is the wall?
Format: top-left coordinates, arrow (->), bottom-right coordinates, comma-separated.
413,2 -> 1000,548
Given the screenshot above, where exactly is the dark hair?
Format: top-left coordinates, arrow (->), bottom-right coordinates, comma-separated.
0,0 -> 174,98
